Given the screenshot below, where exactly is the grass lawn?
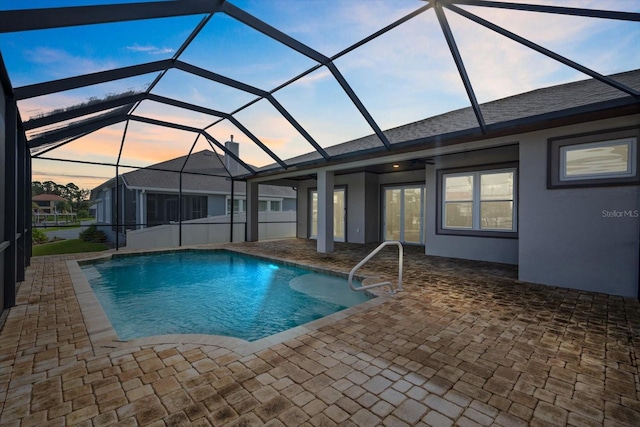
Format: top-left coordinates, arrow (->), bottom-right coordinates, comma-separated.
33,218 -> 95,232
33,239 -> 108,256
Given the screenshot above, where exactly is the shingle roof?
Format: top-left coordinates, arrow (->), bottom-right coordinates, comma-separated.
32,194 -> 67,202
93,150 -> 294,198
278,69 -> 640,167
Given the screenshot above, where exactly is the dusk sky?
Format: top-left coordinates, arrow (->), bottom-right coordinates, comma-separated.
0,0 -> 638,189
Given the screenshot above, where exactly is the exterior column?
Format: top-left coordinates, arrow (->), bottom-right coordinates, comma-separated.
317,170 -> 334,253
138,190 -> 146,230
246,180 -> 259,242
3,96 -> 17,308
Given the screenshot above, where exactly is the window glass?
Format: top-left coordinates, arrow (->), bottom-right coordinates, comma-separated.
442,169 -> 516,233
481,172 -> 513,200
445,202 -> 473,228
480,201 -> 513,230
561,138 -> 635,180
259,201 -> 268,212
270,201 -> 281,212
445,175 -> 473,201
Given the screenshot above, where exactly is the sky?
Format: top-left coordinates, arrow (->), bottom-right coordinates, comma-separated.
0,0 -> 639,190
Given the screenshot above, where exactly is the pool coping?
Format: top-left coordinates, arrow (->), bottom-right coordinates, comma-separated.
68,247 -> 395,357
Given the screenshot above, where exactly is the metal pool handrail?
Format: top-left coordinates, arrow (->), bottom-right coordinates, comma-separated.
348,241 -> 403,294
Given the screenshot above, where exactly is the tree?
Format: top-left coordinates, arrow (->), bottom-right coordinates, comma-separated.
31,180 -> 91,213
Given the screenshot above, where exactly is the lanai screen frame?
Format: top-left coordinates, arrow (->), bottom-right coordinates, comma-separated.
1,1 -> 640,310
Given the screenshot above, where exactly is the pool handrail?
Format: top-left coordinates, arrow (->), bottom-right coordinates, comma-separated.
348,241 -> 403,294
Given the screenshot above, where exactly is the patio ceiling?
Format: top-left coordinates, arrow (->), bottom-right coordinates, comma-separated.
1,0 -> 639,184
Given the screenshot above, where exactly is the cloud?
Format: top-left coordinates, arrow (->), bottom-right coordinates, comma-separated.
23,47 -> 119,77
126,44 -> 175,55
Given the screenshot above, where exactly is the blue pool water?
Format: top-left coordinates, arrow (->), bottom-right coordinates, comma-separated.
81,250 -> 372,341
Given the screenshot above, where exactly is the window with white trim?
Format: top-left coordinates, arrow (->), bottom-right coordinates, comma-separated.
560,138 -> 636,181
442,168 -> 516,234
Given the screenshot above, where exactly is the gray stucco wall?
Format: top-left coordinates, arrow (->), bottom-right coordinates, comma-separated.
424,145 -> 520,265
518,117 -> 640,297
208,194 -> 226,217
297,170 -> 424,243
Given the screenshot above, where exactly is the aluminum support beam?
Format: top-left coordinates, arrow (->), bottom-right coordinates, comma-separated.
434,3 -> 487,133
14,60 -> 173,100
446,0 -> 640,22
28,113 -> 127,148
3,97 -> 17,308
0,0 -> 224,33
16,128 -> 26,282
23,94 -> 143,131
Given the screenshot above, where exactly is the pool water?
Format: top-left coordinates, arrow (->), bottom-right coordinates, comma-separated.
81,250 -> 373,341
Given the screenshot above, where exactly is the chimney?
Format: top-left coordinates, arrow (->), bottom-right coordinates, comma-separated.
225,135 -> 239,173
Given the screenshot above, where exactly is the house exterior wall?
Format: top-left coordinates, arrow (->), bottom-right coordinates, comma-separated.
297,170 -> 424,243
518,116 -> 640,297
425,145 -> 520,265
208,194 -> 226,216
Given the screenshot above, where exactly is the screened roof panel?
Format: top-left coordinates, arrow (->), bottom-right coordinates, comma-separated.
445,8 -> 593,105
459,4 -> 640,77
16,72 -> 158,122
0,15 -> 202,86
178,12 -> 316,90
272,66 -> 382,150
117,121 -> 201,169
133,99 -> 220,129
0,1 -> 637,185
32,122 -> 127,166
205,120 -> 277,169
182,138 -> 228,176
232,98 -> 318,164
25,106 -> 129,141
333,10 -> 472,131
32,157 -> 115,189
236,0 -> 423,57
149,68 -> 259,114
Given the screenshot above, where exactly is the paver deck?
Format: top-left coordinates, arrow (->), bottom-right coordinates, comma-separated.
1,238 -> 639,426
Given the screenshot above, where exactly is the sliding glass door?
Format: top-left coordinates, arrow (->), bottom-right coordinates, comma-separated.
384,186 -> 424,244
310,188 -> 345,242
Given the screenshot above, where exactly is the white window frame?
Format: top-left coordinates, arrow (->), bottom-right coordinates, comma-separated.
442,168 -> 517,233
560,137 -> 637,182
226,197 -> 245,215
227,197 -> 283,214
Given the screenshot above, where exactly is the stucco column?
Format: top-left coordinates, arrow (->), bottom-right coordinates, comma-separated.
138,190 -> 146,229
317,170 -> 334,253
246,180 -> 259,242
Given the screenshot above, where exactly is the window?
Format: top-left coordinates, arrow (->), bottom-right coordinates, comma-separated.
259,201 -> 268,212
561,138 -> 636,181
226,198 -> 244,215
548,128 -> 640,188
439,167 -> 517,236
270,200 -> 281,212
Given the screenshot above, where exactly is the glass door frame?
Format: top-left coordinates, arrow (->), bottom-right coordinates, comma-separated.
382,183 -> 426,245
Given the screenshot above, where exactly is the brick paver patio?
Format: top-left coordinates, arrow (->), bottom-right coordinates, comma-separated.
1,239 -> 639,426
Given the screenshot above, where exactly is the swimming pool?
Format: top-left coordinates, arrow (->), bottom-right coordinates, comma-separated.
80,250 -> 373,341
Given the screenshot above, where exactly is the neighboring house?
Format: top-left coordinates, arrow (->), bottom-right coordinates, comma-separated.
32,193 -> 67,214
246,69 -> 640,298
90,141 -> 296,242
